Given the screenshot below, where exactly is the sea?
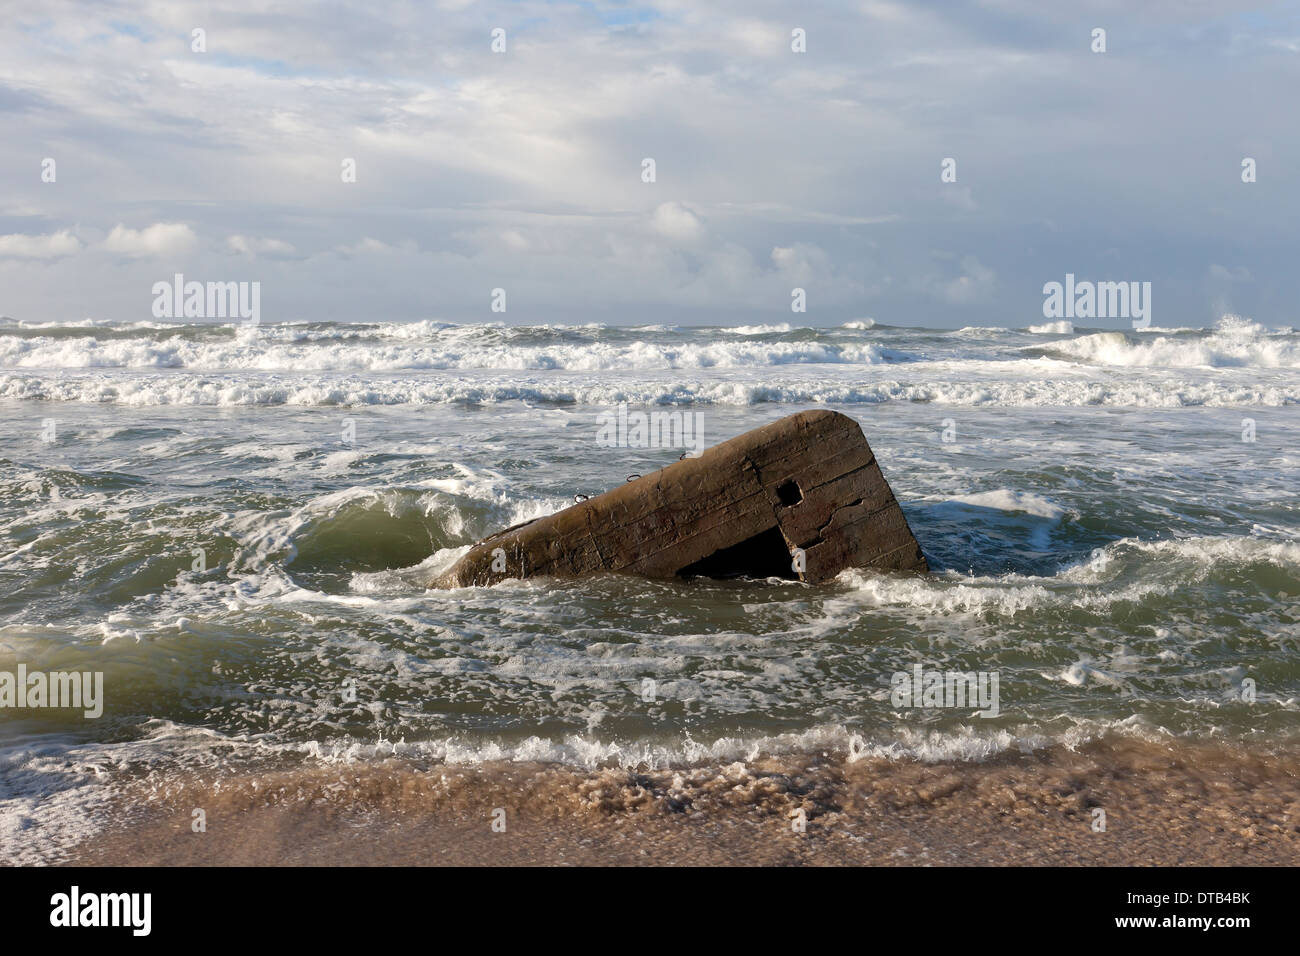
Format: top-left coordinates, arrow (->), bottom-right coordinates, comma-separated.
1,313 -> 1297,862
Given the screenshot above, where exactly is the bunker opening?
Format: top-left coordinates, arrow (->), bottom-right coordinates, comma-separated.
676,525 -> 799,581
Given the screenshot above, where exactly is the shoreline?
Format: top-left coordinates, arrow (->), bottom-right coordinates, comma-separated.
61,736 -> 1300,866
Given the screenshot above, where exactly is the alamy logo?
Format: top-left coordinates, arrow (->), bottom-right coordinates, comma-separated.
1042,273 -> 1151,328
50,887 -> 150,936
891,663 -> 1000,717
596,404 -> 705,457
152,273 -> 260,325
0,665 -> 103,718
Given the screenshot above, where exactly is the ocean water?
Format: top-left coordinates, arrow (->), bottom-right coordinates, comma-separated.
1,314 -> 1298,861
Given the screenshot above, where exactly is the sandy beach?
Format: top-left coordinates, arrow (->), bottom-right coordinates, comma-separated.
65,736 -> 1300,866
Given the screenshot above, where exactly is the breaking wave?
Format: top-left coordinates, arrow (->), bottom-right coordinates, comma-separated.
2,370 -> 1293,407
1037,315 -> 1299,368
0,322 -> 893,371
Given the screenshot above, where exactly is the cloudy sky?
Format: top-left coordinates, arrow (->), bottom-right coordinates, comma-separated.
2,0 -> 1297,327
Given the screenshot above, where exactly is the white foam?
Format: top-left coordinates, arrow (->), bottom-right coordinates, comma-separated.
2,317 -> 1297,408
838,530 -> 1300,618
937,489 -> 1068,519
0,722 -> 234,865
1122,532 -> 1300,568
3,368 -> 1295,408
1044,315 -> 1300,368
1025,320 -> 1073,334
719,323 -> 794,335
0,328 -> 888,372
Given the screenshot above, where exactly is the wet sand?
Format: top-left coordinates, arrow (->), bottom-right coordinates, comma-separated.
67,737 -> 1300,866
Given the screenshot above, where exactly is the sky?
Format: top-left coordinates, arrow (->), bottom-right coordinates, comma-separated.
1,0 -> 1298,328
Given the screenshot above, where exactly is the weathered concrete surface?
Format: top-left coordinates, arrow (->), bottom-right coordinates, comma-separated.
433,409 -> 927,588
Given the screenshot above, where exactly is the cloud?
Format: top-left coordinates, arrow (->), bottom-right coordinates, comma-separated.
101,223 -> 197,258
771,243 -> 831,284
938,256 -> 996,305
500,230 -> 530,251
226,234 -> 296,258
331,237 -> 419,258
940,186 -> 978,212
651,202 -> 706,242
0,2 -> 1297,325
0,230 -> 81,259
731,20 -> 787,57
1208,264 -> 1252,282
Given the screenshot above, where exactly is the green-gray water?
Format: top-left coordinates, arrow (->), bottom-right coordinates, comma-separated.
1,316 -> 1297,860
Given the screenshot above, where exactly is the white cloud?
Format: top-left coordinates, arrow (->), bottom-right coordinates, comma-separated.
771,243 -> 831,283
0,230 -> 82,259
331,237 -> 419,258
101,223 -> 197,258
226,235 -> 296,258
860,1 -> 912,24
940,186 -> 978,211
0,2 -> 1295,325
1208,264 -> 1252,282
651,202 -> 706,242
938,256 -> 996,305
499,230 -> 530,252
732,20 -> 785,57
